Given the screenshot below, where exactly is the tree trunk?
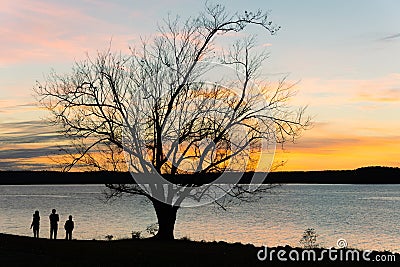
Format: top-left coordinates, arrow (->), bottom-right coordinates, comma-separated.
151,198 -> 179,240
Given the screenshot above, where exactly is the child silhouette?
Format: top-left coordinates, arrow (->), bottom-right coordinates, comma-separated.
30,210 -> 40,238
64,215 -> 75,240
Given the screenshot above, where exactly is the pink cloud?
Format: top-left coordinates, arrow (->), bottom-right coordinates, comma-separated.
262,43 -> 273,47
0,0 -> 139,65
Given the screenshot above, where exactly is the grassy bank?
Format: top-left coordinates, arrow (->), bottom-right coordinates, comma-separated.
0,233 -> 398,266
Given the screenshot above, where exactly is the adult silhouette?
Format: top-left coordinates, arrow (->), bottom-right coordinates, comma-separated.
49,209 -> 59,239
64,215 -> 74,240
30,210 -> 40,238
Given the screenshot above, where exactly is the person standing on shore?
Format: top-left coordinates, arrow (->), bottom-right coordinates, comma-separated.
64,215 -> 74,240
30,210 -> 40,238
49,209 -> 59,239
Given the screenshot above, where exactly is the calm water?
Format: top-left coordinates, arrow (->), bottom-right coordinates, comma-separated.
0,184 -> 399,252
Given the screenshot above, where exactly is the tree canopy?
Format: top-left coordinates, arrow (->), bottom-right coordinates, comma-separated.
35,3 -> 310,239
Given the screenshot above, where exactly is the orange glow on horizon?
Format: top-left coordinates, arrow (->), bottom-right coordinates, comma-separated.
272,135 -> 400,171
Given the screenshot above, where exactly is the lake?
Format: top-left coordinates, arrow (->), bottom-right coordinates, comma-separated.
0,184 -> 399,252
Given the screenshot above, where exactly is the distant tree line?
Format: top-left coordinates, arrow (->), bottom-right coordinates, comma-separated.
1,166 -> 398,185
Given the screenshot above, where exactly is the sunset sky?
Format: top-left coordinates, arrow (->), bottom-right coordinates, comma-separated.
0,0 -> 399,171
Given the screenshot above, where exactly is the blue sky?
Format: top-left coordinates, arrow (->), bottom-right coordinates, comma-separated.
0,0 -> 399,170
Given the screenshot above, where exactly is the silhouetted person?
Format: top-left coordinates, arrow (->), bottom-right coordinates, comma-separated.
64,215 -> 74,240
49,209 -> 59,239
30,210 -> 40,238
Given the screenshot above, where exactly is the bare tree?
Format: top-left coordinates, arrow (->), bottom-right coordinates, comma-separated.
35,4 -> 310,240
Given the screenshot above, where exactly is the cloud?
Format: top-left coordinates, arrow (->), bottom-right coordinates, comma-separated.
286,74 -> 400,107
0,119 -> 68,170
0,120 -> 59,134
284,136 -> 362,152
0,160 -> 52,171
0,101 -> 41,115
356,89 -> 400,102
0,0 -> 139,65
262,43 -> 273,47
0,119 -> 65,148
380,33 -> 400,41
0,146 -> 61,160
283,133 -> 400,153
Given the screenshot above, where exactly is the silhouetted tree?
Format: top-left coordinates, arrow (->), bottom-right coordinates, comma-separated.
35,3 -> 310,240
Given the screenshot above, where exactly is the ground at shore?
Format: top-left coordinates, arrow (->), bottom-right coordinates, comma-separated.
0,233 -> 398,266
